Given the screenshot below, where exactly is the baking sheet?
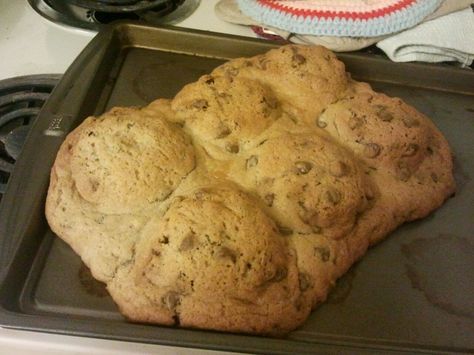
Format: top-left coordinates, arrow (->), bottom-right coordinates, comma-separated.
0,23 -> 473,354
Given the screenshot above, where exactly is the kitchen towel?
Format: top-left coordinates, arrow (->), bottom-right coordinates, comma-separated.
376,6 -> 474,66
216,0 -> 473,52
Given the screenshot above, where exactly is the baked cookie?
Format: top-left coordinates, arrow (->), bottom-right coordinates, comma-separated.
69,106 -> 196,214
108,186 -> 310,334
316,90 -> 455,243
46,104 -> 196,281
46,44 -> 455,335
171,74 -> 281,158
229,131 -> 374,240
212,44 -> 349,125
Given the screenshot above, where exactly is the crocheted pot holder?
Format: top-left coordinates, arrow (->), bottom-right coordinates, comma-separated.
236,0 -> 444,37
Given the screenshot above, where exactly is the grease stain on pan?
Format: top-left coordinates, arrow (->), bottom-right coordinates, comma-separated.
327,267 -> 357,304
453,156 -> 472,194
78,263 -> 109,298
401,234 -> 474,319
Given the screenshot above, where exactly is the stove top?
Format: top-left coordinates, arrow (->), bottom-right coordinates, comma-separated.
0,74 -> 60,200
28,0 -> 201,30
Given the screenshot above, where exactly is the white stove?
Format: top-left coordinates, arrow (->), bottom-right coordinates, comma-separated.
0,0 -> 255,81
0,1 -> 255,353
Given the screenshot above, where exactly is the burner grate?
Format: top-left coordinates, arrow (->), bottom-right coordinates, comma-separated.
66,0 -> 175,13
0,74 -> 61,199
29,0 -> 200,30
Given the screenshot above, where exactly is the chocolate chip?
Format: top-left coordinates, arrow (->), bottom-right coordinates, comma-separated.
261,266 -> 288,287
225,143 -> 239,154
205,76 -> 215,85
326,189 -> 341,205
292,54 -> 306,66
376,105 -> 393,122
348,115 -> 363,130
194,191 -> 205,200
365,186 -> 375,200
314,246 -> 330,262
298,210 -> 322,233
397,161 -> 412,181
213,125 -> 231,139
263,96 -> 278,109
271,266 -> 288,282
402,116 -> 420,128
227,67 -> 239,76
216,246 -> 237,263
90,179 -> 99,192
364,143 -> 381,158
402,143 -> 419,157
299,272 -> 311,291
295,161 -> 312,175
287,113 -> 298,124
264,193 -> 275,207
277,225 -> 293,236
246,155 -> 258,169
431,172 -> 439,183
316,117 -> 327,128
298,200 -> 307,211
218,92 -> 232,103
179,233 -> 196,252
191,99 -> 208,110
329,161 -> 348,177
162,291 -> 181,311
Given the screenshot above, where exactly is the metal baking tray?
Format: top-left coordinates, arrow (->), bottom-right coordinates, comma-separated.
0,23 -> 473,354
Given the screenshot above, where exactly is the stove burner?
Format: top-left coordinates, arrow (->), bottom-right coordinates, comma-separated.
28,0 -> 200,30
0,74 -> 61,199
67,0 -> 174,12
